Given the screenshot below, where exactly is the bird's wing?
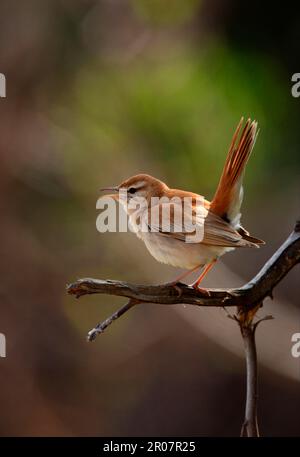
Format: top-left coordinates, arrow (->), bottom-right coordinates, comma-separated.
144,200 -> 254,247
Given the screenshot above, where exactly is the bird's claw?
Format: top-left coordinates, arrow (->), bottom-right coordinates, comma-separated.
192,285 -> 211,297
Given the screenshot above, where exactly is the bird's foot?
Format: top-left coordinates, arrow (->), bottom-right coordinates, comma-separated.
191,283 -> 211,297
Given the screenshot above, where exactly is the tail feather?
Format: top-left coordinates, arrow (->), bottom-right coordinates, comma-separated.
210,117 -> 258,224
237,226 -> 265,246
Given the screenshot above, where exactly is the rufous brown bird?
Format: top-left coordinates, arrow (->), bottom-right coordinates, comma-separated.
100,118 -> 264,291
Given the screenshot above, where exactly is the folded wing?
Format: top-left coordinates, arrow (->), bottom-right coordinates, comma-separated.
145,200 -> 256,247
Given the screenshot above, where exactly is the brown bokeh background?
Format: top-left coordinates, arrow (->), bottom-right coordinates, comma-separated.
0,0 -> 299,436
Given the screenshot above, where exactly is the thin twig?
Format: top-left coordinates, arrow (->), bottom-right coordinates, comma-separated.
86,299 -> 139,341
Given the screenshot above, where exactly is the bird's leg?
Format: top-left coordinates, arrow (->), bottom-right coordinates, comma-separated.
160,265 -> 202,296
166,264 -> 202,286
190,259 -> 217,295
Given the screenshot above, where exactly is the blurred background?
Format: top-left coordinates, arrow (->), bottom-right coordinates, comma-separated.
0,0 -> 299,437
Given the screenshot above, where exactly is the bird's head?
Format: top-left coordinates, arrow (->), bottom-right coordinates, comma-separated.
100,174 -> 168,208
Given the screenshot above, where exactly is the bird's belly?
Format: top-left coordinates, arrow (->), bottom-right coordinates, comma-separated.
141,233 -> 232,270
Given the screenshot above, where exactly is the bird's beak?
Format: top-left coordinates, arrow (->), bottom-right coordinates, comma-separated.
100,186 -> 119,192
99,186 -> 119,201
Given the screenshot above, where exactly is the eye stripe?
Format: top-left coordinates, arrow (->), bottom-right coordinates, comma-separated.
133,181 -> 146,189
127,181 -> 146,192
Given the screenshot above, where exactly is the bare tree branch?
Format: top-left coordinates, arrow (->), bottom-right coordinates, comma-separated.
66,221 -> 300,437
240,323 -> 259,437
239,310 -> 260,438
67,222 -> 300,320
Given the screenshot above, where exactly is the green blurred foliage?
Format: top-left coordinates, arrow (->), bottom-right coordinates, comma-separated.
56,43 -> 298,204
132,0 -> 202,25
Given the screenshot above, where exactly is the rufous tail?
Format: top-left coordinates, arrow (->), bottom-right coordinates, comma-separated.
210,117 -> 264,246
210,117 -> 258,225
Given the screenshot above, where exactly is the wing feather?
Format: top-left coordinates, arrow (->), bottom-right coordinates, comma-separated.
145,200 -> 254,247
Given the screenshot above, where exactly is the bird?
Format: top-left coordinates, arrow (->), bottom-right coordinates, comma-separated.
100,117 -> 265,291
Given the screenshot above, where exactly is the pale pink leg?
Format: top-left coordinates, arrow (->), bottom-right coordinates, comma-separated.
190,259 -> 217,291
167,264 -> 202,286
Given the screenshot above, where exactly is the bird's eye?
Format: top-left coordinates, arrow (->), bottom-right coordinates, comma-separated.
128,187 -> 137,194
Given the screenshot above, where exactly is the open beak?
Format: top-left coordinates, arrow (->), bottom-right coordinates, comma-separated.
99,186 -> 119,201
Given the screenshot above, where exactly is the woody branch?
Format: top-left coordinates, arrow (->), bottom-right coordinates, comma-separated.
67,222 -> 300,339
67,222 -> 299,438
